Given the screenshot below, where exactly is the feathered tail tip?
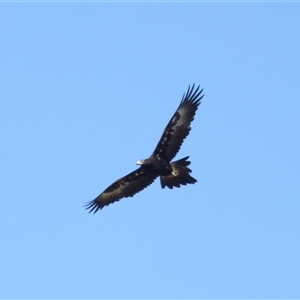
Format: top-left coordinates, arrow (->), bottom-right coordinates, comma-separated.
160,156 -> 197,189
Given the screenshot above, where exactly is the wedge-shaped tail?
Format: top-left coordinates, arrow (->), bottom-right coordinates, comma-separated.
160,156 -> 197,189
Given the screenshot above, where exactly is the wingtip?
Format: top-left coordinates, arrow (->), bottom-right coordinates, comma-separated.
84,199 -> 102,214
181,83 -> 204,105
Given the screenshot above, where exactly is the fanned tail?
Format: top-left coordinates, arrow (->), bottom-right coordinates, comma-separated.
160,156 -> 197,189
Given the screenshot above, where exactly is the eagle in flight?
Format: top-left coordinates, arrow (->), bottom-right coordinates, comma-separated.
85,84 -> 204,213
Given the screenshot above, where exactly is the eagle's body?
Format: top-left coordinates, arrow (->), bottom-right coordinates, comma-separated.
137,157 -> 172,176
85,84 -> 204,213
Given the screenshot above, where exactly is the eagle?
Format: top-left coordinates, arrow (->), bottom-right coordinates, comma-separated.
85,84 -> 204,213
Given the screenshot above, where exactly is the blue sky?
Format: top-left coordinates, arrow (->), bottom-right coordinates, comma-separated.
1,2 -> 300,298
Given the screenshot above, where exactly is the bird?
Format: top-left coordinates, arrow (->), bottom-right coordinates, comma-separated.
85,84 -> 204,213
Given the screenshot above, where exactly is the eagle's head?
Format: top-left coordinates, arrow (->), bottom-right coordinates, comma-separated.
137,158 -> 153,165
137,158 -> 153,170
136,159 -> 145,165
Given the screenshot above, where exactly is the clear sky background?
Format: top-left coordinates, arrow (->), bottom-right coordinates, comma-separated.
1,2 -> 300,299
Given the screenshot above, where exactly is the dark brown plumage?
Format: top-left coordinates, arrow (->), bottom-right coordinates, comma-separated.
85,84 -> 204,213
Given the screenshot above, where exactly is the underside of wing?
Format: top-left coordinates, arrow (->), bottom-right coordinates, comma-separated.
152,84 -> 204,161
85,168 -> 157,213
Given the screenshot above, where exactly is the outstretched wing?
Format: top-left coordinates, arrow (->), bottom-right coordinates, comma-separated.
152,84 -> 204,161
85,168 -> 157,213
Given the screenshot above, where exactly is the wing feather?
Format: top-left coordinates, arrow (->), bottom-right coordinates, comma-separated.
85,168 -> 157,213
152,84 -> 204,161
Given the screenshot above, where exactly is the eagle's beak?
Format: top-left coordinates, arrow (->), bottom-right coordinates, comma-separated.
136,160 -> 144,165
